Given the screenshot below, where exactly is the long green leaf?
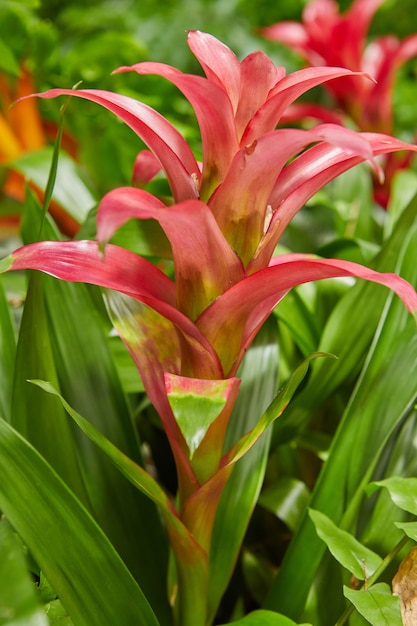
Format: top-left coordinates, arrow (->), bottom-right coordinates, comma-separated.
30,379 -> 178,516
29,379 -> 209,626
208,318 -> 280,622
0,276 -> 16,423
0,418 -> 159,626
265,194 -> 417,621
224,353 -> 330,467
20,192 -> 171,623
11,270 -> 90,503
271,191 -> 417,447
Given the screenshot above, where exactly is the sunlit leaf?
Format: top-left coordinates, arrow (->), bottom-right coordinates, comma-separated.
395,522 -> 417,542
309,509 -> 383,580
370,477 -> 417,516
344,583 -> 402,626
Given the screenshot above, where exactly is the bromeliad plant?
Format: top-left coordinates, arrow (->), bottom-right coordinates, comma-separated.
1,30 -> 417,626
261,0 -> 417,207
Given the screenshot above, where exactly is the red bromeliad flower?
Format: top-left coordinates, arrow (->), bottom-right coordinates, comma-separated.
5,26 -> 417,488
261,0 -> 417,206
261,0 -> 417,134
2,31 -> 417,621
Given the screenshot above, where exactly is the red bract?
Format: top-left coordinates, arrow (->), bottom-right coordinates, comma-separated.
262,0 -> 417,134
261,0 -> 417,206
10,27 -> 417,440
4,31 -> 417,622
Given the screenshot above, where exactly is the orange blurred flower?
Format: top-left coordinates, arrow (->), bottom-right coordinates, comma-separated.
0,64 -> 79,236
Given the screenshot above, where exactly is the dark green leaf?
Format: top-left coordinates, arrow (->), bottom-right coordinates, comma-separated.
0,419 -> 160,626
11,271 -> 90,503
259,478 -> 310,532
20,192 -> 171,624
271,191 -> 417,447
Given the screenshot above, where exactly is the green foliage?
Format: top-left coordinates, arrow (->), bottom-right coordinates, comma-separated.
343,584 -> 402,626
0,419 -> 160,626
309,509 -> 383,581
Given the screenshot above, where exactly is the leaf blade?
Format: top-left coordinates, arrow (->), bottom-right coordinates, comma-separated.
0,418 -> 160,626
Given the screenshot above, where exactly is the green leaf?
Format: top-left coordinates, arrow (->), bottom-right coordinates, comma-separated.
20,192 -> 171,623
274,288 -> 320,357
271,191 -> 417,447
264,193 -> 417,621
0,418 -> 160,626
11,271 -> 90,503
0,277 -> 16,423
370,477 -> 417,516
0,517 -> 48,626
395,522 -> 417,541
309,509 -> 383,580
44,599 -> 74,625
225,353 -> 330,467
29,379 -> 178,525
259,477 -> 310,532
208,317 -> 280,622
10,148 -> 96,224
166,376 -> 230,458
29,379 -> 208,626
217,609 -> 312,625
0,38 -> 20,75
343,583 -> 402,626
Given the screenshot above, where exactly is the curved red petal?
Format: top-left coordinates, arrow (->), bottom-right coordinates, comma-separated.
198,255 -> 417,376
20,89 -> 199,202
98,190 -> 244,319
